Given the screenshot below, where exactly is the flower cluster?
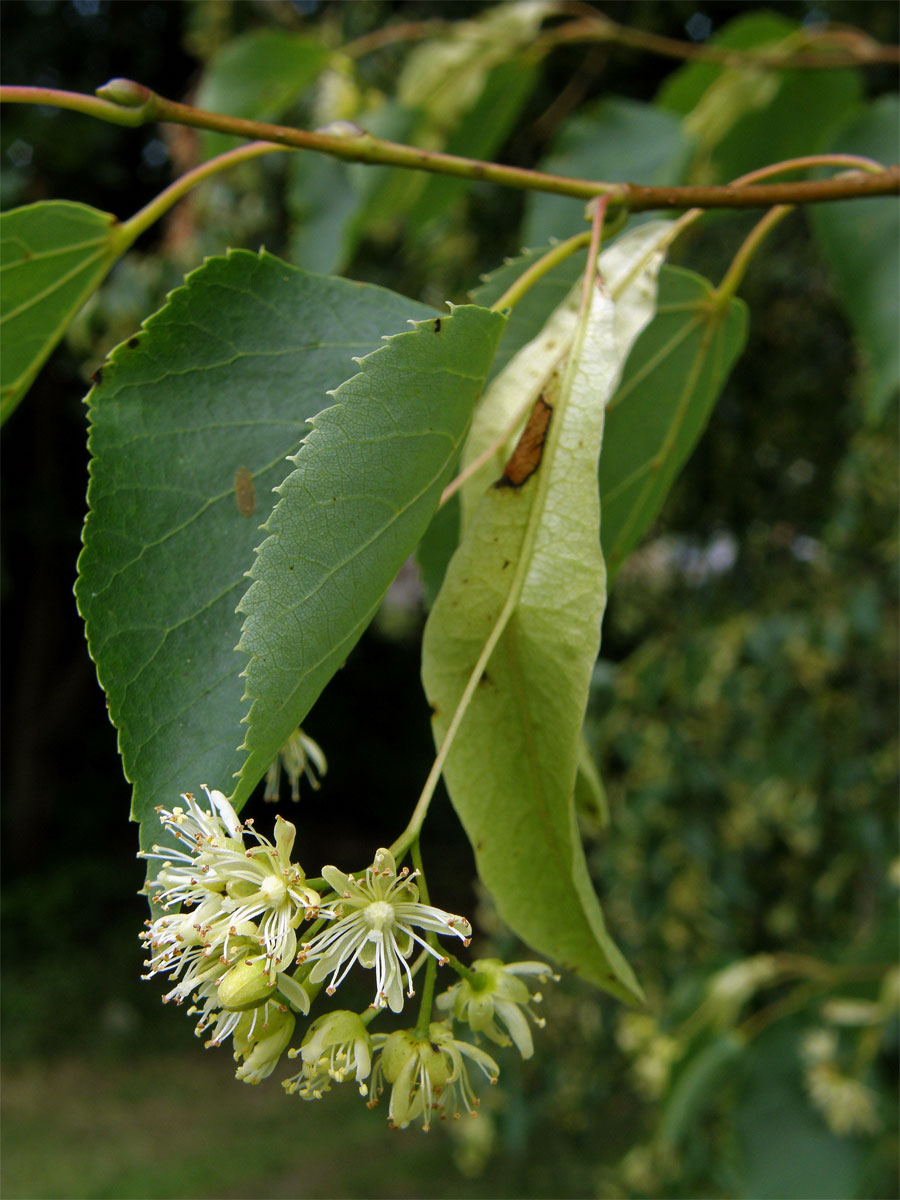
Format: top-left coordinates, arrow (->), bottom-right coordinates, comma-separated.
139,787 -> 321,1079
141,791 -> 556,1120
141,787 -> 327,988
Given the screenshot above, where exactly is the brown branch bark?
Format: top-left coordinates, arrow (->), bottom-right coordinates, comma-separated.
623,170 -> 900,212
2,82 -> 898,212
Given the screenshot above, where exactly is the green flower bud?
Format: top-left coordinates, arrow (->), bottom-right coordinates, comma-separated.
217,956 -> 275,1011
96,78 -> 152,108
379,1029 -> 421,1083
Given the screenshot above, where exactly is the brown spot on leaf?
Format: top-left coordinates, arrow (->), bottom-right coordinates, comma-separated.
433,318 -> 442,333
495,395 -> 552,489
90,366 -> 103,385
234,466 -> 256,517
127,337 -> 140,349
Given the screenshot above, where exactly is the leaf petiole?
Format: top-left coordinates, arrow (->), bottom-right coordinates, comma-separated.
115,140 -> 294,250
714,204 -> 793,305
489,230 -> 591,313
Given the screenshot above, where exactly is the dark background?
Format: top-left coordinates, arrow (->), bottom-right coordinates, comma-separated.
2,3 -> 897,1198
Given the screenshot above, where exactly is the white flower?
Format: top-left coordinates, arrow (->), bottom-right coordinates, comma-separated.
805,1063 -> 881,1136
140,787 -> 330,985
437,958 -> 556,1059
185,969 -> 304,1085
232,1002 -> 296,1085
283,1010 -> 373,1099
142,924 -> 259,1009
368,1022 -> 499,1130
705,955 -> 778,1026
800,1027 -> 838,1066
264,727 -> 328,802
300,848 -> 471,1012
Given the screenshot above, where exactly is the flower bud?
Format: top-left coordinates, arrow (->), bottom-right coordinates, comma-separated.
378,1029 -> 421,1083
96,78 -> 151,108
218,957 -> 275,1011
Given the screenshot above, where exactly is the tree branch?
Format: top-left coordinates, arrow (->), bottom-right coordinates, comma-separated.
623,171 -> 898,212
547,9 -> 900,68
342,19 -> 449,59
2,81 -> 898,212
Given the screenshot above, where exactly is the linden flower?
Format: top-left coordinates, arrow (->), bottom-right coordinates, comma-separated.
233,1002 -> 296,1085
368,1022 -> 499,1130
805,1062 -> 881,1136
283,1010 -> 373,1099
187,963 -> 308,1069
142,919 -> 261,1009
264,727 -> 328,802
300,848 -> 471,1012
188,987 -> 296,1084
142,786 -> 246,905
436,958 -> 557,1059
141,787 -> 330,982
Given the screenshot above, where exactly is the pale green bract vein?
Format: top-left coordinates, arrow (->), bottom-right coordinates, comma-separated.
459,221 -> 676,529
421,227 -> 670,999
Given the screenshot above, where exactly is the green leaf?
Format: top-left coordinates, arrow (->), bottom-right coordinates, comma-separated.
468,246 -> 747,588
660,1033 -> 743,1148
286,153 -> 361,276
288,102 -> 422,267
657,13 -> 862,184
658,12 -> 795,115
417,238 -> 577,598
343,102 -> 424,238
406,56 -> 541,236
236,304 -> 506,807
397,1 -> 550,128
523,98 -> 690,247
0,201 -> 123,422
416,492 -> 461,610
809,96 -> 900,423
360,2 -> 550,239
601,267 -> 748,581
75,250 -> 434,848
195,29 -> 330,157
421,231 -> 669,1000
575,736 -> 608,828
734,1023 -> 864,1200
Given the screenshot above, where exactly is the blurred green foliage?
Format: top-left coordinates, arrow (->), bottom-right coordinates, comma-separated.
1,1 -> 897,1197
